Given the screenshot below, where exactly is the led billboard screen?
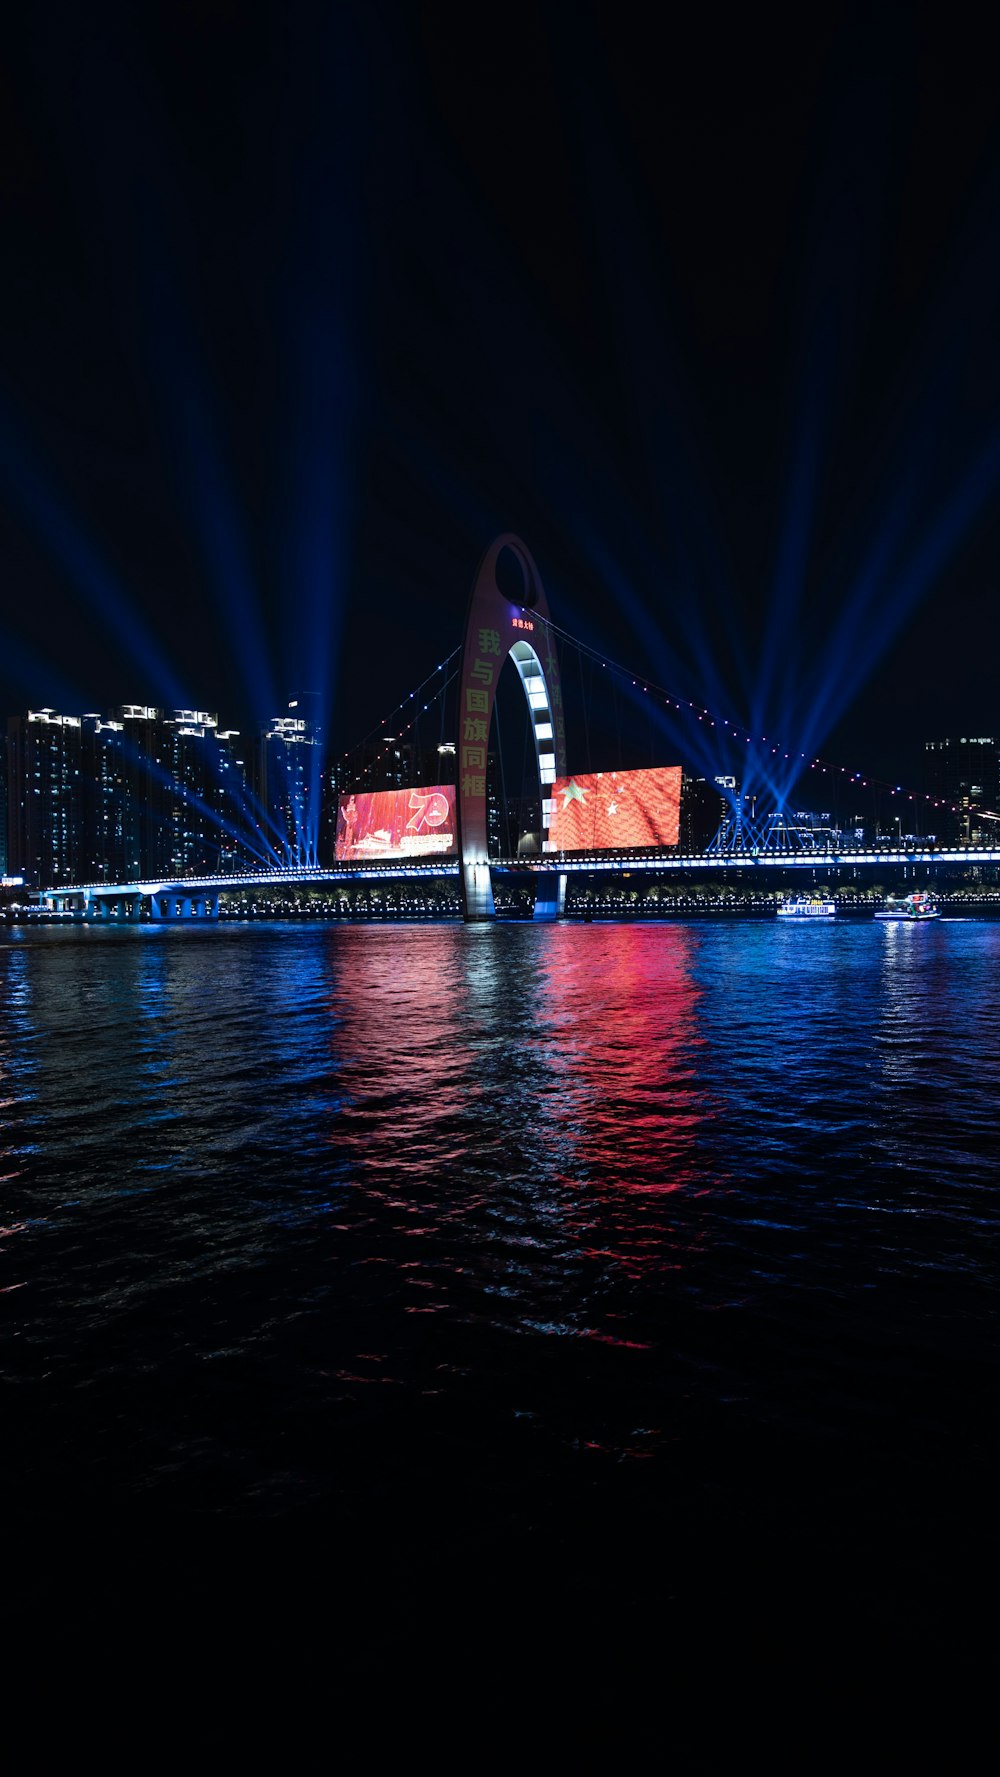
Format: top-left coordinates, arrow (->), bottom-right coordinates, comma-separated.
548,767 -> 682,851
335,785 -> 457,862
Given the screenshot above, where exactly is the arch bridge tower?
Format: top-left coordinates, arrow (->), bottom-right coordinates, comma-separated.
456,535 -> 567,922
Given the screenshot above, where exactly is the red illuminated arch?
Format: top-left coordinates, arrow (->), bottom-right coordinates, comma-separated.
456,535 -> 567,920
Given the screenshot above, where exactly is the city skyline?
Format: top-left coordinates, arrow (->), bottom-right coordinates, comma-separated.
2,690 -> 325,884
5,657 -> 997,889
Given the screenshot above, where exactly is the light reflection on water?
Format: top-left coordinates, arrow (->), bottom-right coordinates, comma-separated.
2,918 -> 1000,1506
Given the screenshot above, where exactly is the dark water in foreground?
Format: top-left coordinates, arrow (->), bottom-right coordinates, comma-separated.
3,919 -> 999,1750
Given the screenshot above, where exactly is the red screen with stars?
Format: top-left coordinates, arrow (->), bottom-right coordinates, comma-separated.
335,786 -> 457,861
548,767 -> 682,851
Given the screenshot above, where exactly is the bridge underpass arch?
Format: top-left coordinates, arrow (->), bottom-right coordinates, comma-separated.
456,535 -> 567,921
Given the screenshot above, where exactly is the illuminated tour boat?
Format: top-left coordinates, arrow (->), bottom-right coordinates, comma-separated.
875,890 -> 940,921
776,895 -> 836,918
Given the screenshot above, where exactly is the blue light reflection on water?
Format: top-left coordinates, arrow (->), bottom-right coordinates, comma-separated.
1,918 -> 999,1510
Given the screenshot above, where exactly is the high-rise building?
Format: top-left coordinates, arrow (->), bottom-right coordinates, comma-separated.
213,728 -> 254,872
6,710 -> 84,885
336,735 -> 446,794
482,749 -> 542,856
80,714 -> 128,881
115,705 -> 164,879
486,748 -> 504,855
505,791 -> 543,856
679,774 -> 736,852
155,714 -> 216,876
258,695 -> 324,866
6,701 -> 262,885
925,738 -> 1000,844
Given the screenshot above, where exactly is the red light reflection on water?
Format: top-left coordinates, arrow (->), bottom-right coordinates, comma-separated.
531,922 -> 709,1198
324,922 -> 712,1203
323,922 -> 717,1307
324,925 -> 472,1143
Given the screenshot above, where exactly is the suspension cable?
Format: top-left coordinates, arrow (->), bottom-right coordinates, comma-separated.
336,647 -> 462,767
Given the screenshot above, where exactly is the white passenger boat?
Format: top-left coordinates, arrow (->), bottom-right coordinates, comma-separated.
776,896 -> 836,918
875,890 -> 939,921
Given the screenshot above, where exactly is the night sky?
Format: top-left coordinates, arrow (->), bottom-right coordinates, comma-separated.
3,2 -> 1000,789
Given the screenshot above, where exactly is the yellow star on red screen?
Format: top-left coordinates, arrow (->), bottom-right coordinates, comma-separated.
560,779 -> 587,809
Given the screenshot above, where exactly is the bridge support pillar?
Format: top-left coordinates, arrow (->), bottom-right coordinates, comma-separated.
462,861 -> 495,923
532,871 -> 566,922
148,892 -> 220,921
48,891 -> 87,917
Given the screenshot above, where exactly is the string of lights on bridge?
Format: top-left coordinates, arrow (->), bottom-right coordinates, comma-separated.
335,647 -> 462,766
335,613 -> 963,822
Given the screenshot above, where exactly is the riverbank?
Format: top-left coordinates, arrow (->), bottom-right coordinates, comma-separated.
8,895 -> 1000,925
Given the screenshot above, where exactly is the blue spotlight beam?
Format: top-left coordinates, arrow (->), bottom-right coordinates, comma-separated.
150,356 -> 279,723
754,338 -> 833,740
103,729 -> 280,870
527,610 -> 963,828
0,402 -> 191,709
863,419 -> 1000,664
771,415 -> 1000,814
133,184 -> 280,725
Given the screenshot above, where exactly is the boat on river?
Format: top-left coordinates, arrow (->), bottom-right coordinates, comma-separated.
777,896 -> 836,919
875,891 -> 939,921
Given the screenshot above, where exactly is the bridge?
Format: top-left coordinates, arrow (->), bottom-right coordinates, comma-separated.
32,841 -> 1000,920
27,532 -> 995,923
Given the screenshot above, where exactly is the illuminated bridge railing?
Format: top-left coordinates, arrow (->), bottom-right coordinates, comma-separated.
513,845 -> 1000,870
36,843 -> 1000,900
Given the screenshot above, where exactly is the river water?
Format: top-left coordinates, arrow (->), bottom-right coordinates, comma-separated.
3,918 -> 998,1747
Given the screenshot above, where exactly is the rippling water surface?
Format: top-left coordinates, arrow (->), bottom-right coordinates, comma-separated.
4,918 -> 998,1741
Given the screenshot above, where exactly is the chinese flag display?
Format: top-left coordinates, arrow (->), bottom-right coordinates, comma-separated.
548,767 -> 682,851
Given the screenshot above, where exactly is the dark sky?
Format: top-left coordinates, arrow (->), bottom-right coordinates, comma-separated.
3,1 -> 1000,788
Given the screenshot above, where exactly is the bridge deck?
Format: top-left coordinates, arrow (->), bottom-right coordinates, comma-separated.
32,844 -> 1000,899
